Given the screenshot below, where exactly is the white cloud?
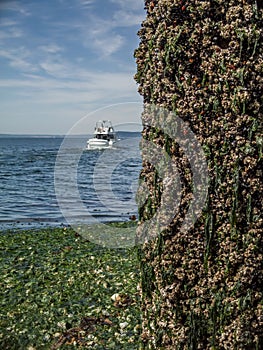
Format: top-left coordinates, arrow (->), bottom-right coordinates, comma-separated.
78,0 -> 95,7
113,10 -> 144,27
76,0 -> 144,57
0,19 -> 19,27
0,26 -> 23,39
0,46 -> 37,71
39,60 -> 69,78
0,68 -> 138,104
91,31 -> 124,57
38,44 -> 64,54
9,57 -> 36,71
1,1 -> 31,16
109,0 -> 144,11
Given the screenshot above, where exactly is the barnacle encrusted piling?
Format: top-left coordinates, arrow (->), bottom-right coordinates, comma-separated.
135,0 -> 262,349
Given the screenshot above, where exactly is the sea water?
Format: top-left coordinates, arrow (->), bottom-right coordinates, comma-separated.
0,133 -> 141,231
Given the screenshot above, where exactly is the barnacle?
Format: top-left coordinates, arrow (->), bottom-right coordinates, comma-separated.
135,0 -> 263,349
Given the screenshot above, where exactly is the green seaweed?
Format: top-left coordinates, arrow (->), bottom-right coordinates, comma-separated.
0,227 -> 141,349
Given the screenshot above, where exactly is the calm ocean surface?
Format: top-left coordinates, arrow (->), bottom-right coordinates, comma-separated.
0,133 -> 141,231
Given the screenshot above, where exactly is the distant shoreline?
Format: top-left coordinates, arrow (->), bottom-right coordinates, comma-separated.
0,131 -> 141,138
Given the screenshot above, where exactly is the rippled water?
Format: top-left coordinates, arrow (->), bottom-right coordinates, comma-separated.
0,133 -> 141,230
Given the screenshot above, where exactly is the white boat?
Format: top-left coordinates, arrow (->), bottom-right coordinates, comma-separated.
87,120 -> 118,149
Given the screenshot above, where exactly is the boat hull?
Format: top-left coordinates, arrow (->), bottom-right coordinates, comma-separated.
87,138 -> 115,149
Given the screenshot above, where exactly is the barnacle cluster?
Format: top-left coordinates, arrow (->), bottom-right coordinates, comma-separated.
135,0 -> 262,349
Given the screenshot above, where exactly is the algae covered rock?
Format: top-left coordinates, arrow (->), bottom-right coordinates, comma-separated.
135,1 -> 262,348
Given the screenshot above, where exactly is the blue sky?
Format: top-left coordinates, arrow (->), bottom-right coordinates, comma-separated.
0,0 -> 145,134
